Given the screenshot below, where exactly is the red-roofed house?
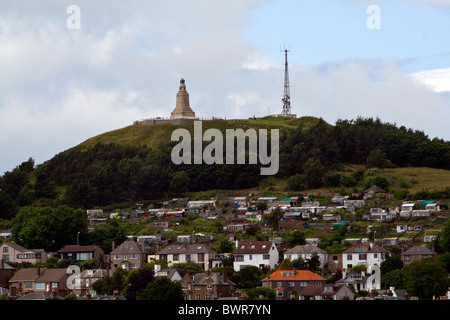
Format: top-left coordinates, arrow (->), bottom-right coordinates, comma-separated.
262,269 -> 326,300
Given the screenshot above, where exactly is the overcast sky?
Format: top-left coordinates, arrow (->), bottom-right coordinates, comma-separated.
1,0 -> 450,174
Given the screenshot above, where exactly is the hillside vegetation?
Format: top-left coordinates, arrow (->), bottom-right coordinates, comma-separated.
1,116 -> 450,217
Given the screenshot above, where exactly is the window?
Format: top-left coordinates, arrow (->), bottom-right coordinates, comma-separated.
276,282 -> 282,287
347,254 -> 352,260
263,254 -> 270,260
2,254 -> 9,261
195,294 -> 201,300
404,255 -> 411,261
249,255 -> 252,260
300,282 -> 307,287
114,255 -> 121,260
173,254 -> 179,261
359,254 -> 367,260
3,247 -> 8,253
35,283 -> 45,290
276,290 -> 284,298
289,282 -> 295,287
131,254 -> 138,259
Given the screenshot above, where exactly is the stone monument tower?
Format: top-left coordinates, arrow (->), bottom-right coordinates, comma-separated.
170,78 -> 196,119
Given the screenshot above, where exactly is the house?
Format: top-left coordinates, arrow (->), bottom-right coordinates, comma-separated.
322,213 -> 341,221
58,245 -> 104,265
34,268 -> 69,295
298,283 -> 354,300
336,269 -> 381,292
284,245 -> 328,268
152,244 -> 214,271
71,269 -> 110,297
400,203 -> 415,218
0,242 -> 47,264
233,241 -> 279,271
109,239 -> 147,272
342,242 -> 390,271
8,266 -> 47,293
400,246 -> 439,265
396,225 -> 408,233
181,270 -> 237,300
16,290 -> 64,300
364,185 -> 387,198
0,259 -> 15,287
262,269 -> 326,300
153,263 -> 183,281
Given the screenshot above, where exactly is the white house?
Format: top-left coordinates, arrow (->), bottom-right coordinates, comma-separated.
342,242 -> 390,271
233,241 -> 279,271
284,245 -> 328,268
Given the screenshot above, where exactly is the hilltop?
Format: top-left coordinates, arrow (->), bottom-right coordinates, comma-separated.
76,116 -> 321,151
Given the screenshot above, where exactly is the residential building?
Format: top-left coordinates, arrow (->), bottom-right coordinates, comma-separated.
72,269 -> 110,297
336,269 -> 381,292
8,267 -> 47,293
262,269 -> 326,300
0,242 -> 47,264
298,283 -> 354,300
152,244 -> 214,271
58,245 -> 104,265
181,270 -> 236,300
109,239 -> 147,272
400,246 -> 438,265
0,259 -> 15,287
342,242 -> 390,271
34,268 -> 69,295
284,245 -> 328,268
153,263 -> 183,281
233,241 -> 279,271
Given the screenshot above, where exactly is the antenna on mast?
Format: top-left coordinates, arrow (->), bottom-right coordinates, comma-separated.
281,48 -> 292,116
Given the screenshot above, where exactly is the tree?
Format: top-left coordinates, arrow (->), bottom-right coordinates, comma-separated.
11,205 -> 88,251
123,268 -> 155,300
405,258 -> 449,299
307,252 -> 321,273
366,148 -> 392,169
265,207 -> 283,231
302,158 -> 325,188
244,287 -> 276,300
169,171 -> 190,196
286,230 -> 306,247
231,266 -> 264,289
277,258 -> 293,270
172,261 -> 204,276
380,255 -> 404,276
138,277 -> 183,300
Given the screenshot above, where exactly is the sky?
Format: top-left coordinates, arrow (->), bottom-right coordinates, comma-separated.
1,0 -> 450,175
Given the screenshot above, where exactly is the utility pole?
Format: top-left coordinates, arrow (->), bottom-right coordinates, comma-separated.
281,49 -> 291,115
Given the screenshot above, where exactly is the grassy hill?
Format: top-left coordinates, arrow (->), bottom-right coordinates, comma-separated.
76,116 -> 322,151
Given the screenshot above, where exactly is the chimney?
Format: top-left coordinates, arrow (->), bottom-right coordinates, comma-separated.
36,265 -> 41,277
10,285 -> 16,297
292,267 -> 296,276
207,269 -> 210,277
222,269 -> 227,283
112,241 -> 115,251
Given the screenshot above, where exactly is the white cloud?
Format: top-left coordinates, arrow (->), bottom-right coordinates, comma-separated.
409,68 -> 450,93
